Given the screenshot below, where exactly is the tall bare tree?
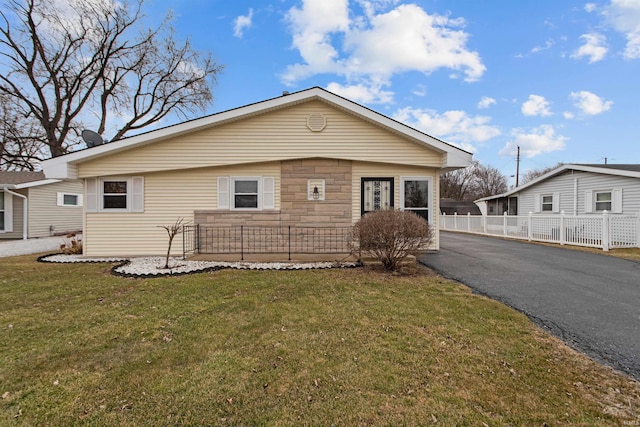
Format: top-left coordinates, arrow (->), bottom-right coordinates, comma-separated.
440,161 -> 508,200
0,0 -> 222,168
520,162 -> 564,185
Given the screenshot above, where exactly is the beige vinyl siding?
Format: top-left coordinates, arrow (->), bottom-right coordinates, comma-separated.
84,162 -> 280,256
78,101 -> 443,177
352,161 -> 440,249
0,191 -> 24,240
27,181 -> 83,237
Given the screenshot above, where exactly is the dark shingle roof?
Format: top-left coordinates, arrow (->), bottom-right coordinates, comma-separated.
577,164 -> 640,172
0,171 -> 45,185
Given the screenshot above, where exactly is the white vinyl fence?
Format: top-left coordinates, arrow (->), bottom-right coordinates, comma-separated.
439,211 -> 640,251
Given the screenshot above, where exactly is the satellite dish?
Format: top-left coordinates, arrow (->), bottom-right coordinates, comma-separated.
81,129 -> 105,148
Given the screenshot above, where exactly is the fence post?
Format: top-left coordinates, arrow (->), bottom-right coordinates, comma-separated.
196,224 -> 200,254
602,211 -> 609,251
442,212 -> 446,230
241,225 -> 244,260
454,212 -> 458,231
503,212 -> 508,236
288,225 -> 291,261
559,211 -> 565,245
637,213 -> 640,248
467,212 -> 471,232
528,212 -> 533,241
483,214 -> 487,234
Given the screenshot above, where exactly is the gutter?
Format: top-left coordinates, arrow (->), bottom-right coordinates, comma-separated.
1,187 -> 28,240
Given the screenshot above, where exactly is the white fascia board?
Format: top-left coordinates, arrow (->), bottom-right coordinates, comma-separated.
14,179 -> 62,189
567,164 -> 640,179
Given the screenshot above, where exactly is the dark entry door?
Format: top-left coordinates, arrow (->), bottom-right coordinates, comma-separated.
361,178 -> 393,215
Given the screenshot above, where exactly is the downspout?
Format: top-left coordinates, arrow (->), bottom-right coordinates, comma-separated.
2,187 -> 28,240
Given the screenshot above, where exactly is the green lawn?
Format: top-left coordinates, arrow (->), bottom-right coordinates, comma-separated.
1,255 -> 639,426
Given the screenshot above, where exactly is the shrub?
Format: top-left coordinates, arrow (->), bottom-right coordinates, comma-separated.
352,209 -> 432,271
60,233 -> 83,254
158,218 -> 186,269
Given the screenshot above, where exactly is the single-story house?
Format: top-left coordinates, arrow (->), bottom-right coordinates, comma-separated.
1,171 -> 83,239
41,87 -> 472,258
475,164 -> 640,216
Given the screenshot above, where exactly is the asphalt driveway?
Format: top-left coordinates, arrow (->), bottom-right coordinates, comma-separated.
419,231 -> 640,381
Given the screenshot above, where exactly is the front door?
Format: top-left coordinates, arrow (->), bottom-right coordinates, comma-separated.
361,178 -> 393,215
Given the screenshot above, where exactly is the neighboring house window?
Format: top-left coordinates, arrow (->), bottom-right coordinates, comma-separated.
85,177 -> 144,212
535,192 -> 559,213
0,191 -> 12,232
217,176 -> 275,210
0,191 -> 4,231
595,191 -> 612,212
57,192 -> 83,207
401,177 -> 431,222
585,189 -> 622,214
361,178 -> 393,215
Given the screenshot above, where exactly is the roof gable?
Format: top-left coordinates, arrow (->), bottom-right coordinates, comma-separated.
476,163 -> 640,202
0,171 -> 45,185
41,87 -> 472,179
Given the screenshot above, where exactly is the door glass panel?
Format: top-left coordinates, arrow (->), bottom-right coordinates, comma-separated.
362,178 -> 393,214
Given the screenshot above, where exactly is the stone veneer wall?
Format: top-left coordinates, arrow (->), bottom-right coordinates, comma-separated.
194,158 -> 353,227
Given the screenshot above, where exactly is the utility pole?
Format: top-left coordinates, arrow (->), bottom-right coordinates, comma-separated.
515,145 -> 520,187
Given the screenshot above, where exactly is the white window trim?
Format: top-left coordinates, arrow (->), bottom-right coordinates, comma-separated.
594,190 -> 612,212
400,176 -> 433,223
57,192 -> 83,207
217,176 -> 276,211
85,177 -> 144,213
541,194 -> 553,212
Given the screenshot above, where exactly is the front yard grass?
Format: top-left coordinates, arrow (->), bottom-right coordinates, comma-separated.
1,255 -> 639,426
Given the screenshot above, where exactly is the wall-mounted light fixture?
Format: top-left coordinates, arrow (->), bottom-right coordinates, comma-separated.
308,179 -> 325,201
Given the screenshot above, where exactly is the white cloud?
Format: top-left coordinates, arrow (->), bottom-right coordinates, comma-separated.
477,96 -> 496,109
603,0 -> 640,59
571,33 -> 608,62
585,3 -> 597,13
233,8 -> 254,38
500,125 -> 567,158
563,111 -> 575,119
570,90 -> 613,114
326,82 -> 394,104
282,1 -> 485,97
521,94 -> 553,117
393,107 -> 501,148
412,84 -> 427,97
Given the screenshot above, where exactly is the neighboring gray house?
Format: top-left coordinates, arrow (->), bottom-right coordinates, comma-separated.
1,171 -> 83,240
475,164 -> 640,216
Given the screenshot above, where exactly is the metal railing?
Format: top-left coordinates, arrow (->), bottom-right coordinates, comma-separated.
440,211 -> 640,251
183,225 -> 354,260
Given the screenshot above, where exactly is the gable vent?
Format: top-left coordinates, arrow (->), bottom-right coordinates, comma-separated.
306,113 -> 327,132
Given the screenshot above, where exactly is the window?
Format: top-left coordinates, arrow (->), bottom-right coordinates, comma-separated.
401,177 -> 431,222
85,177 -> 144,212
0,191 -> 4,231
217,176 -> 275,210
595,191 -> 612,212
541,195 -> 553,211
361,178 -> 393,215
232,178 -> 259,209
57,192 -> 82,207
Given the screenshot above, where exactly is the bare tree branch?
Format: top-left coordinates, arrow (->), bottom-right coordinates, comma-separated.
0,0 -> 222,170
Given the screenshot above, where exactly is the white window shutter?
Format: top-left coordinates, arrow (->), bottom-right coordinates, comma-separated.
584,191 -> 593,213
85,178 -> 98,212
534,194 -> 541,213
3,191 -> 13,232
56,192 -> 64,206
552,192 -> 560,213
612,188 -> 623,213
131,177 -> 144,212
77,194 -> 83,207
263,176 -> 275,209
218,177 -> 230,209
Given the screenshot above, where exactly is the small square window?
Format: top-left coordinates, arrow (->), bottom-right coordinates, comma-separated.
232,178 -> 259,209
103,180 -> 128,209
63,194 -> 78,206
541,195 -> 553,211
595,191 -> 612,212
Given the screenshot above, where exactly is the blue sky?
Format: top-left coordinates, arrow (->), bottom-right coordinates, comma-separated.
144,0 -> 639,186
